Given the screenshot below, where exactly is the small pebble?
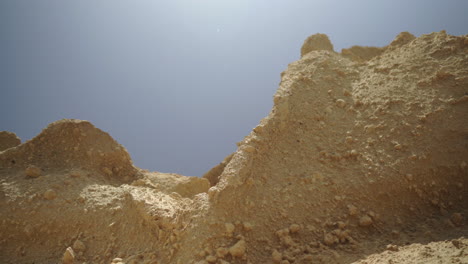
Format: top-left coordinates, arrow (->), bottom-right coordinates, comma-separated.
337,221 -> 346,229
111,258 -> 123,263
405,174 -> 413,181
216,247 -> 228,258
69,171 -> 81,178
324,233 -> 338,246
229,239 -> 246,258
62,247 -> 75,264
348,205 -> 358,216
289,224 -> 301,233
43,189 -> 57,200
272,250 -> 282,263
451,213 -> 464,227
336,99 -> 346,108
386,244 -> 399,251
243,222 -> 253,231
359,215 -> 373,227
205,255 -> 217,263
225,223 -> 235,234
25,166 -> 41,178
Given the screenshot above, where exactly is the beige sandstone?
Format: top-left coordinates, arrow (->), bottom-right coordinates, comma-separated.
0,31 -> 467,264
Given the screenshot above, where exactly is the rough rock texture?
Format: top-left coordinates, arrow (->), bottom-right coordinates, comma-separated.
0,119 -> 139,182
132,172 -> 210,198
203,152 -> 234,186
0,31 -> 467,264
300,33 -> 334,57
341,46 -> 385,62
351,237 -> 468,264
0,131 -> 21,151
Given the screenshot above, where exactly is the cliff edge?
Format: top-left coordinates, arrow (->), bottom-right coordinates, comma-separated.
1,31 -> 467,264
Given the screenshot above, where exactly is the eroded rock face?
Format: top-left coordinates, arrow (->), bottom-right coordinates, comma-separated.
341,45 -> 385,62
0,131 -> 20,151
179,31 -> 468,263
132,172 -> 210,198
0,119 -> 138,182
351,237 -> 468,264
300,33 -> 334,57
0,31 -> 467,264
203,152 -> 234,186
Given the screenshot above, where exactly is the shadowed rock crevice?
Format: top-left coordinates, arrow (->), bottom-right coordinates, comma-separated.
202,152 -> 234,186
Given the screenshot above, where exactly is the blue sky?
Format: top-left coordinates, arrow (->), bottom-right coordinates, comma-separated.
1,0 -> 467,176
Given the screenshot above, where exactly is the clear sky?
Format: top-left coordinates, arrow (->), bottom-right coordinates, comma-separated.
1,0 -> 467,176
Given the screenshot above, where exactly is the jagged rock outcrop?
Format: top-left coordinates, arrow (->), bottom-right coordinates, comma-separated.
0,31 -> 467,264
178,31 -> 468,263
301,33 -> 334,57
0,119 -> 138,182
203,152 -> 234,186
0,131 -> 21,151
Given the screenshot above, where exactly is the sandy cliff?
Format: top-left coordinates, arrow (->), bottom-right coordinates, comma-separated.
1,31 -> 467,264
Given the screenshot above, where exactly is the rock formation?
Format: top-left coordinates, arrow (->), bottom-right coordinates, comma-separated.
0,131 -> 21,151
0,31 -> 467,263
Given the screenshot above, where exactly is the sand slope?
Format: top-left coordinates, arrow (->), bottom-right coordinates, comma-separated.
1,31 -> 467,264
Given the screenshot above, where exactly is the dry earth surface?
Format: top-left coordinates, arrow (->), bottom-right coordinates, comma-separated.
1,31 -> 467,264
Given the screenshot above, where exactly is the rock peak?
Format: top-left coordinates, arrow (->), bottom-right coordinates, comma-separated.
300,33 -> 334,57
